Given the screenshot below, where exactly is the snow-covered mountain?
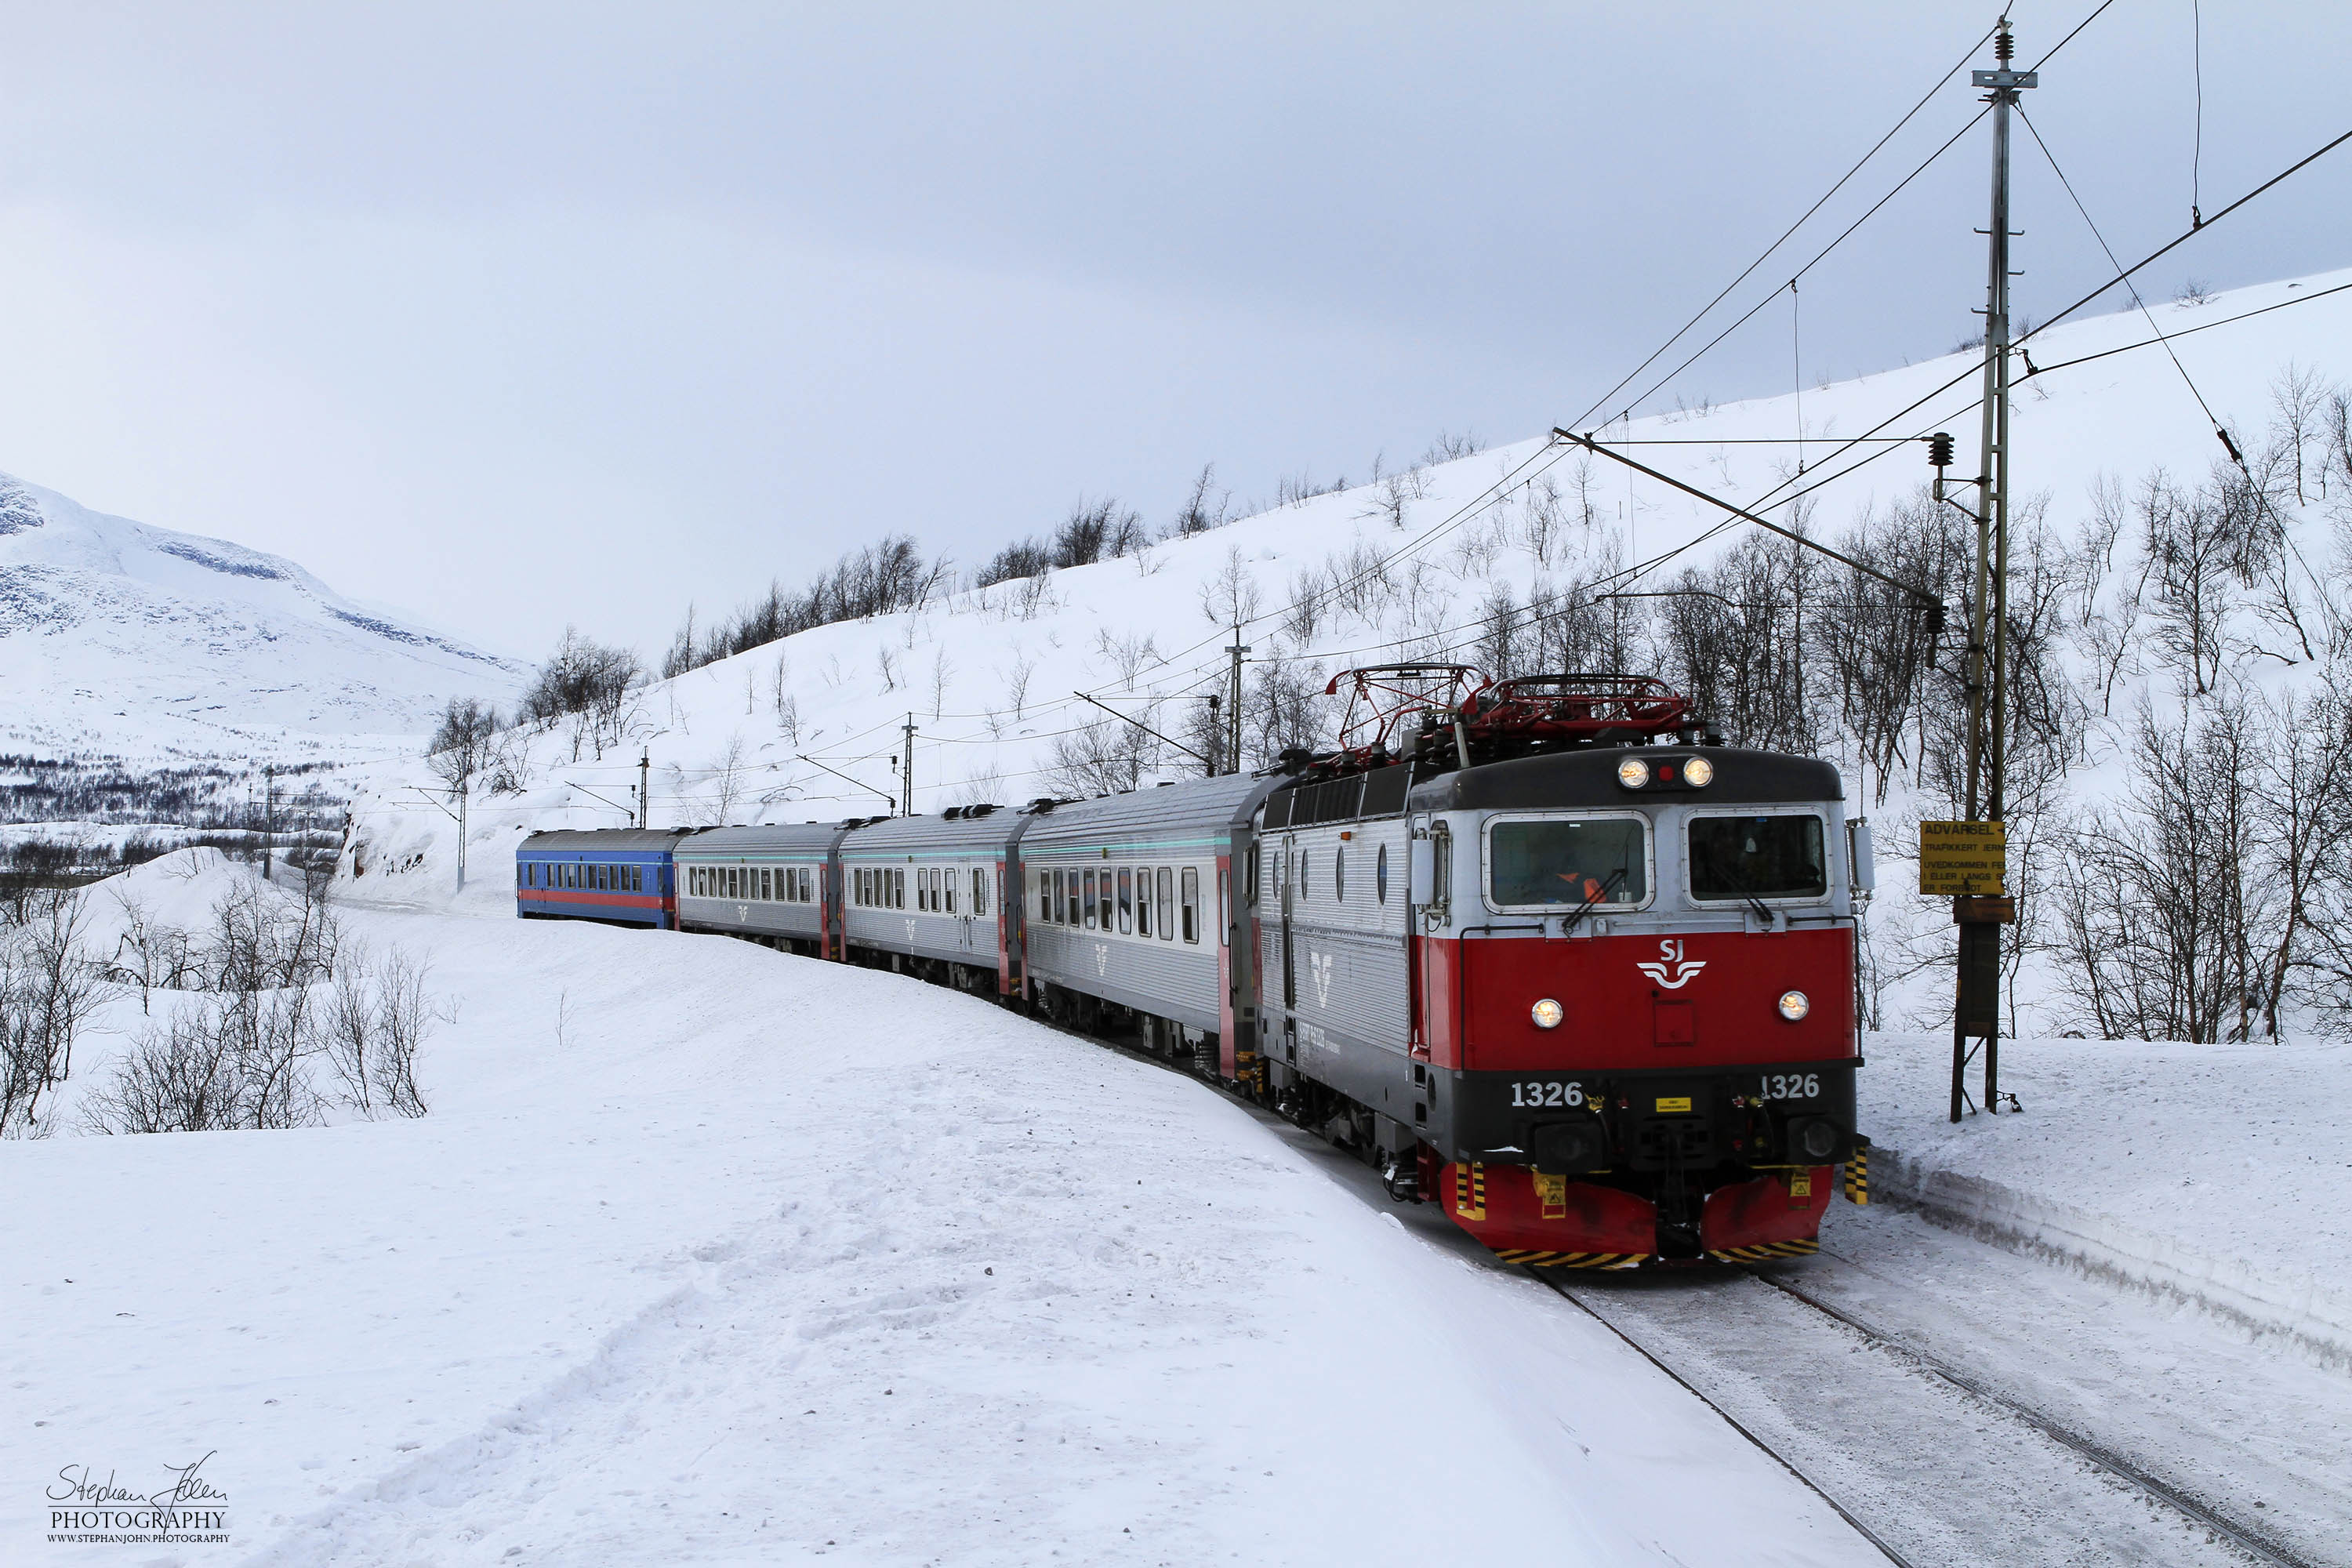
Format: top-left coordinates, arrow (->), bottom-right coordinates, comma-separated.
0,474 -> 526,761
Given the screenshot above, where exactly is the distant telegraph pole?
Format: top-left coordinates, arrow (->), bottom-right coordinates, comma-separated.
639,750 -> 651,829
900,713 -> 916,815
1225,635 -> 1250,776
1948,20 -> 2034,1123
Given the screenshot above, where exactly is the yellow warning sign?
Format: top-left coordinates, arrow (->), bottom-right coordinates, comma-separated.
1533,1171 -> 1567,1219
1918,820 -> 2006,895
1655,1096 -> 1693,1114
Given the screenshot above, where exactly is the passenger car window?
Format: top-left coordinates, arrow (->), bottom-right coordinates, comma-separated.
1688,814 -> 1828,901
1083,868 -> 1098,929
1157,867 -> 1174,940
1181,867 -> 1200,943
1486,818 -> 1650,909
1135,866 -> 1152,936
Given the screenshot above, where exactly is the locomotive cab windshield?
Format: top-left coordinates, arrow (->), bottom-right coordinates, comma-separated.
1484,814 -> 1650,911
1686,811 -> 1829,902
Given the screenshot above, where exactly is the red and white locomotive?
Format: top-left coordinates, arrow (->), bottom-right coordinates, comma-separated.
1254,669 -> 1868,1267
521,667 -> 1871,1268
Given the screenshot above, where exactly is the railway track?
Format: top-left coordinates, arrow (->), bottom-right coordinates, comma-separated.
1039,1014 -> 2340,1565
1538,1261 -> 2328,1568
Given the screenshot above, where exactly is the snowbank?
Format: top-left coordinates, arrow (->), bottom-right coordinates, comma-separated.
1859,1031 -> 2352,1367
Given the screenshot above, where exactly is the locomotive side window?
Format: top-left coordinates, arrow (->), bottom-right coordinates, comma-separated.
1486,816 -> 1650,909
1181,867 -> 1200,943
1334,846 -> 1345,902
1157,866 -> 1174,939
1117,868 -> 1133,932
1687,813 -> 1828,901
1376,844 -> 1388,903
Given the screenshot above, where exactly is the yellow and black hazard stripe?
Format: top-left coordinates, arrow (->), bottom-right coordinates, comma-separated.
1842,1147 -> 1870,1206
1454,1161 -> 1487,1221
1497,1249 -> 1646,1269
1707,1238 -> 1821,1263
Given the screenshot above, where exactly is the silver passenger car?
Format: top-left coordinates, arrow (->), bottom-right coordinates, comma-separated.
836,806 -> 1025,990
1018,774 -> 1283,1068
675,823 -> 849,953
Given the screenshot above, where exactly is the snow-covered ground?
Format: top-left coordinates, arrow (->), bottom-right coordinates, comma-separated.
1864,1030 -> 2352,1368
11,855 -> 2351,1565
9,856 -> 1882,1566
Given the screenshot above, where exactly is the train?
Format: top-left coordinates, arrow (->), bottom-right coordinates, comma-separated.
517,667 -> 1872,1267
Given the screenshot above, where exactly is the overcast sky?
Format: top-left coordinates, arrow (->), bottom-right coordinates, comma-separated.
3,2 -> 2346,660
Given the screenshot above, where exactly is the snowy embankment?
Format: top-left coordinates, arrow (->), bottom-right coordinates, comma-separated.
8,858 -> 1879,1566
1860,1032 -> 2352,1367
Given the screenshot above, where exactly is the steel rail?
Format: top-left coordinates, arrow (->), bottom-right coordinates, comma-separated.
1746,1264 -> 2320,1568
1531,1271 -> 1918,1568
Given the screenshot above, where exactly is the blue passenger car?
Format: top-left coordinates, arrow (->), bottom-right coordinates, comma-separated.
517,828 -> 693,928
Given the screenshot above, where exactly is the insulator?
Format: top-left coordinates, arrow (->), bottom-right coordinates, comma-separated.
1994,27 -> 2014,62
1927,431 -> 1955,469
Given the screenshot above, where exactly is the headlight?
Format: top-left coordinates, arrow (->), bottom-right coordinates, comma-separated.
1616,757 -> 1650,789
1530,997 -> 1564,1029
1682,755 -> 1714,787
1777,989 -> 1810,1022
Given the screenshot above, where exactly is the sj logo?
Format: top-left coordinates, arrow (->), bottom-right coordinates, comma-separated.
1094,943 -> 1109,976
1637,938 -> 1707,990
738,905 -> 750,922
1309,952 -> 1334,1008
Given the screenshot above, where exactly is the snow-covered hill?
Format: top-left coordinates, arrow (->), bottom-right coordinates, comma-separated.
0,472 -> 525,763
345,267 -> 2352,1042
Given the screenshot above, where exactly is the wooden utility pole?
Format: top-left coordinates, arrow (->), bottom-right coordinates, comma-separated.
1951,20 -> 2034,1123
